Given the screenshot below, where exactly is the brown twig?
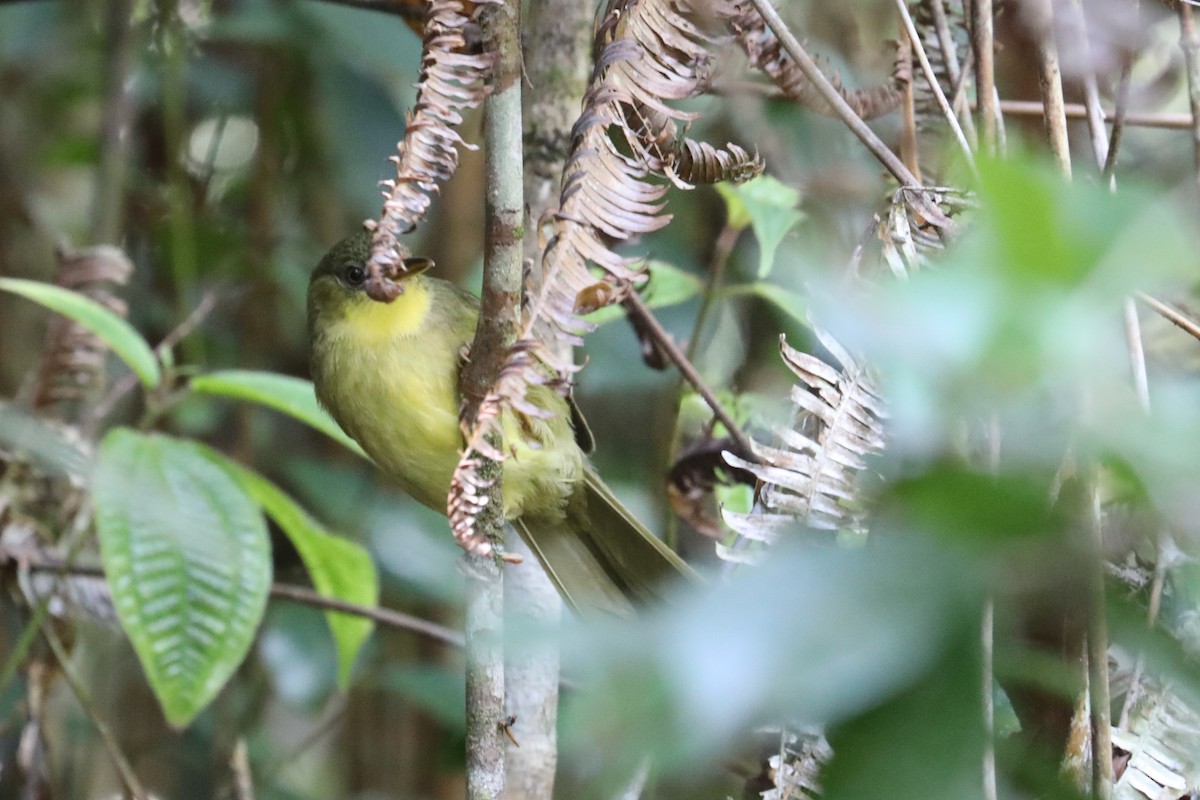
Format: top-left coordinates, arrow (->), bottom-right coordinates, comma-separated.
1178,0 -> 1200,186
1102,0 -> 1141,183
1031,0 -> 1072,176
998,99 -> 1197,130
230,738 -> 256,800
972,0 -> 1000,153
894,0 -> 977,172
267,584 -> 465,647
1136,291 -> 1200,342
1063,0 -> 1111,172
86,288 -> 221,432
899,24 -> 921,179
929,0 -> 978,144
624,290 -> 757,459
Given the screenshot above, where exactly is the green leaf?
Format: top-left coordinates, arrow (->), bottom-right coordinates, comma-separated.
716,176 -> 804,278
724,282 -> 807,327
215,457 -> 379,686
190,370 -> 366,458
93,429 -> 271,727
584,260 -> 704,326
0,401 -> 92,481
0,277 -> 160,388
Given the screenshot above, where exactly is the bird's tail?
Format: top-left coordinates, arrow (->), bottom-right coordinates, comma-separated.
513,467 -> 700,617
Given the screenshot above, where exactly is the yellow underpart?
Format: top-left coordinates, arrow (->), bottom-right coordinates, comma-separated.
331,281 -> 432,342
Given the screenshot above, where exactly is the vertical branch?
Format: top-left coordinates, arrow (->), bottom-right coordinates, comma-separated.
1178,1 -> 1200,187
1062,0 -> 1110,171
930,0 -> 978,143
895,0 -> 977,171
898,21 -> 921,178
971,0 -> 1000,153
1031,0 -> 1073,176
1102,0 -> 1140,184
981,599 -> 997,800
506,0 -> 593,796
89,0 -> 136,246
158,0 -> 203,363
1086,476 -> 1113,800
460,0 -> 524,797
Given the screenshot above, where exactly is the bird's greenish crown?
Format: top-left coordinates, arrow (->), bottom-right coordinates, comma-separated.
307,230 -> 433,335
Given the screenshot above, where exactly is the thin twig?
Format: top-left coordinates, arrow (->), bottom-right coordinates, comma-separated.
87,288 -> 222,431
998,99 -> 1197,130
624,290 -> 757,459
38,617 -> 149,800
746,0 -> 952,229
1178,0 -> 1200,186
686,224 -> 741,363
89,0 -> 137,246
267,584 -> 465,647
899,24 -> 921,178
1115,298 -> 1161,734
1103,0 -> 1142,181
230,738 -> 256,800
972,0 -> 1000,153
982,599 -> 997,800
302,0 -> 425,20
894,0 -> 977,173
1136,291 -> 1200,342
5,546 -> 467,647
1086,477 -> 1114,800
1123,298 -> 1151,413
928,0 -> 977,144
1063,0 -> 1111,172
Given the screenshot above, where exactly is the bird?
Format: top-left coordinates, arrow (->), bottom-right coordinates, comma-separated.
307,230 -> 697,616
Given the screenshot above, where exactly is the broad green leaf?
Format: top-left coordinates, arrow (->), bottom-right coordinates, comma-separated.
93,429 -> 271,727
0,277 -> 160,388
584,260 -> 703,326
215,457 -> 378,686
190,370 -> 366,458
716,176 -> 804,278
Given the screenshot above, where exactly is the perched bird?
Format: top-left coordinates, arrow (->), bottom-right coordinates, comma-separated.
307,231 -> 696,616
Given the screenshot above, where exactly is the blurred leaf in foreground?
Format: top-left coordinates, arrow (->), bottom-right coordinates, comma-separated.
557,537 -> 980,794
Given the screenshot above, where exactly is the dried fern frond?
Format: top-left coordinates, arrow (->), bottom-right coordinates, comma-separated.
761,726 -> 832,800
1111,672 -> 1200,799
447,0 -> 762,554
716,0 -> 911,120
878,185 -> 973,278
33,245 -> 133,412
363,0 -> 500,302
909,0 -> 970,131
720,329 -> 886,556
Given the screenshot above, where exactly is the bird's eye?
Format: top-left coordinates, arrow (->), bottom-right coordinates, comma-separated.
343,264 -> 367,287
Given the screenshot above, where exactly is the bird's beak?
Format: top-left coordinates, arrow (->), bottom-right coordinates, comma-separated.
402,257 -> 434,276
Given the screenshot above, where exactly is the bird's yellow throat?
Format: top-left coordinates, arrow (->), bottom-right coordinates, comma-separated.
331,278 -> 432,342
